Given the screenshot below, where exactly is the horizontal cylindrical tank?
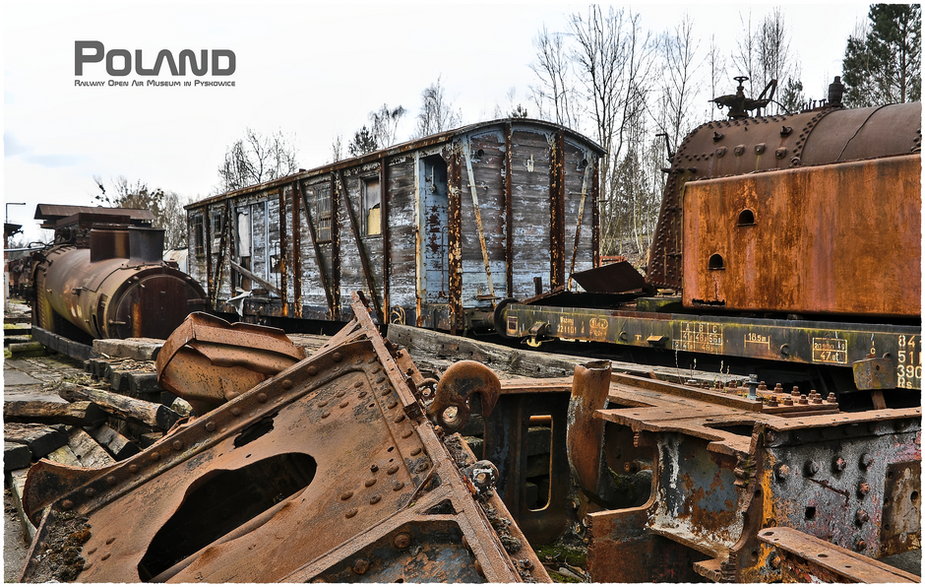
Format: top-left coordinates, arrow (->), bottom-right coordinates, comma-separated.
36,243 -> 208,339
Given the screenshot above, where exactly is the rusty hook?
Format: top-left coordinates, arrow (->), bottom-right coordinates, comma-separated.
427,361 -> 500,433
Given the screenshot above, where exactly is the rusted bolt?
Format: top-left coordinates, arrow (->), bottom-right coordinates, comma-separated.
281,379 -> 293,389
101,553 -> 111,561
340,491 -> 354,500
855,509 -> 869,524
84,487 -> 96,497
370,464 -> 379,473
855,539 -> 867,552
345,508 -> 358,519
105,537 -> 116,545
106,475 -> 116,485
205,421 -> 216,432
172,440 -> 183,451
365,478 -> 377,487
128,464 -> 139,474
392,481 -> 405,491
804,461 -> 819,476
416,461 -> 430,472
401,430 -> 413,439
387,399 -> 398,409
150,451 -> 161,461
779,344 -> 790,357
826,392 -> 837,403
393,532 -> 412,549
61,499 -> 74,510
859,453 -> 874,470
410,447 -> 422,456
791,386 -> 800,396
632,431 -> 641,448
394,414 -> 405,423
307,365 -> 318,376
231,407 -> 242,417
775,147 -> 788,159
257,392 -> 268,403
369,494 -> 381,504
351,559 -> 370,575
340,400 -> 349,408
332,352 -> 343,362
387,465 -> 400,475
833,457 -> 847,472
857,482 -> 871,498
321,411 -> 331,419
798,394 -> 808,405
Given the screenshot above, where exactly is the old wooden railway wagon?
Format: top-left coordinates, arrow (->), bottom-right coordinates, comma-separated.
186,120 -> 604,333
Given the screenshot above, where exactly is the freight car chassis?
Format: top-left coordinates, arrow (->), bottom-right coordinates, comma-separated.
499,300 -> 922,392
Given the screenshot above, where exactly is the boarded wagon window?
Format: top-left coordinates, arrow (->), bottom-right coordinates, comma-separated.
363,177 -> 381,236
315,189 -> 332,243
192,214 -> 205,258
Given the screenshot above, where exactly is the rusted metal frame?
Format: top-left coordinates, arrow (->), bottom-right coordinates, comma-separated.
757,527 -> 920,583
291,181 -> 303,318
500,303 -> 922,388
549,132 -> 566,288
447,148 -> 464,334
335,170 -> 383,323
591,162 -> 600,267
277,189 -> 289,315
297,182 -> 336,317
204,207 -> 214,303
504,123 -> 514,298
229,261 -> 281,296
380,158 -> 391,321
413,152 -> 425,327
462,137 -> 496,304
212,203 -> 231,308
330,173 -> 341,319
566,159 -> 593,290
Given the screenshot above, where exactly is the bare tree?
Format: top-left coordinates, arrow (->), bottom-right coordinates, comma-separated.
415,77 -> 461,137
93,176 -> 190,249
530,26 -> 578,127
659,15 -> 701,152
732,9 -> 797,114
369,103 -> 406,148
217,128 -> 299,193
330,135 -> 344,163
569,6 -> 655,255
706,34 -> 727,117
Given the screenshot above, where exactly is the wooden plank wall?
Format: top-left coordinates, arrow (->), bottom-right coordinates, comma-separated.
187,122 -> 599,330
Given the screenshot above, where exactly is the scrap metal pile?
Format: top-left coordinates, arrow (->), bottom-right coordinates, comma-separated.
9,293 -> 921,583
17,294 -> 546,583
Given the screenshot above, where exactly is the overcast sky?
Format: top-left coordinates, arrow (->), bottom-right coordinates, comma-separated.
3,1 -> 871,243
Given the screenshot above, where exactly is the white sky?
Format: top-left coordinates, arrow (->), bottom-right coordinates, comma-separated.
3,1 -> 871,243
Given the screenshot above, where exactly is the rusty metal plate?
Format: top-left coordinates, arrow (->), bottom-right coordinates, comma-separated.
20,295 -> 547,583
682,155 -> 921,317
155,312 -> 306,414
571,261 -> 648,294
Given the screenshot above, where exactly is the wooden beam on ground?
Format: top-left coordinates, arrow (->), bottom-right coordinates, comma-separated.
85,424 -> 140,461
9,469 -> 37,541
4,423 -> 68,460
66,428 -> 116,468
58,383 -> 180,431
4,442 -> 32,471
4,401 -> 106,427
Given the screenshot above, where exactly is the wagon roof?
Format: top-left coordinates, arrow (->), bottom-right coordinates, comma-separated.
187,118 -> 604,210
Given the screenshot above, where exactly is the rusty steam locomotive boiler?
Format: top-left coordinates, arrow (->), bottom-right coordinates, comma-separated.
31,206 -> 207,343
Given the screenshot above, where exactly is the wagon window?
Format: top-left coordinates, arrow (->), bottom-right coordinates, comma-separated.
363,177 -> 381,236
314,187 -> 332,243
192,215 -> 205,258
